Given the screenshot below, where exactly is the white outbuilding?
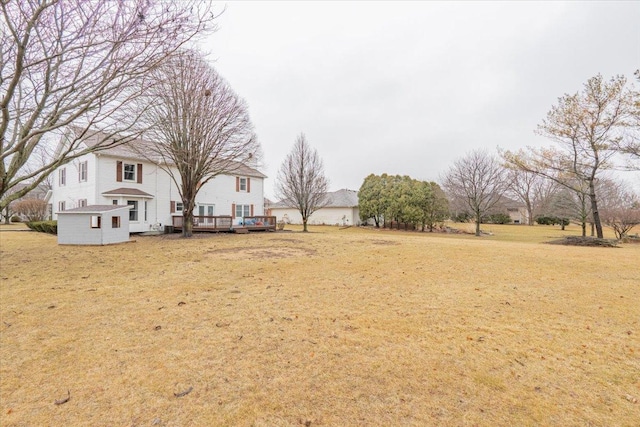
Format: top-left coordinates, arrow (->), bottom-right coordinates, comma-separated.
57,205 -> 131,245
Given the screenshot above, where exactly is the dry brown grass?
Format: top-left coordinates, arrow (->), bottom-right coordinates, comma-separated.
1,224 -> 639,426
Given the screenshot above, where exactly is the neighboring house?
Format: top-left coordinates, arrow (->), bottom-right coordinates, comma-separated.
271,189 -> 360,226
506,205 -> 530,225
48,128 -> 267,233
57,205 -> 131,245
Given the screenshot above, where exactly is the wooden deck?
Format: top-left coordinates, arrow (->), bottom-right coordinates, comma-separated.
171,215 -> 277,233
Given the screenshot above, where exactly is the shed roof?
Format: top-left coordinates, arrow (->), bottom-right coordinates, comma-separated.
57,205 -> 132,214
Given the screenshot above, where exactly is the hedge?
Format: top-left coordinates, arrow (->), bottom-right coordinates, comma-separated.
26,220 -> 57,235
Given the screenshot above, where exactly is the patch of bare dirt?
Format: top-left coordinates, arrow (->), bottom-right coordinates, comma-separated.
206,246 -> 317,259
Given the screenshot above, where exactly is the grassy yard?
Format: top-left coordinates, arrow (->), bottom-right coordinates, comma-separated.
1,224 -> 638,426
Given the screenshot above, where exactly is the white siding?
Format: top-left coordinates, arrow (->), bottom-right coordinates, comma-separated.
50,153 -> 98,218
57,210 -> 130,245
271,206 -> 360,226
51,150 -> 267,233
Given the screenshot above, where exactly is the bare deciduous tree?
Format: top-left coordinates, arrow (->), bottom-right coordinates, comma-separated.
442,149 -> 510,236
1,0 -> 216,210
503,74 -> 635,238
598,179 -> 640,239
276,134 -> 329,232
618,69 -> 640,167
505,167 -> 559,225
13,198 -> 48,222
140,51 -> 261,238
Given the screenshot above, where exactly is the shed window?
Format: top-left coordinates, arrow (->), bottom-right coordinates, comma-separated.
58,201 -> 66,211
90,216 -> 101,229
112,216 -> 121,228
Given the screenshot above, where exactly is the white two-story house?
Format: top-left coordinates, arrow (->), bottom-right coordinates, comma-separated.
48,128 -> 267,233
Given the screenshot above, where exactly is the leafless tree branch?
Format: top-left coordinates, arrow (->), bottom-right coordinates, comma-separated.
1,0 -> 218,209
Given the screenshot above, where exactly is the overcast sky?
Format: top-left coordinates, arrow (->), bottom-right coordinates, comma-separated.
199,1 -> 639,199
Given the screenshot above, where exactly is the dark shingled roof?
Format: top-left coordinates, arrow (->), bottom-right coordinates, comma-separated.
272,189 -> 359,208
67,126 -> 267,178
102,188 -> 154,198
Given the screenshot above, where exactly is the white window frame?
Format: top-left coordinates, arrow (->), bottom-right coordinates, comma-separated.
239,177 -> 248,192
78,199 -> 87,207
59,168 -> 66,186
58,201 -> 66,211
79,161 -> 88,182
112,216 -> 121,228
127,200 -> 138,221
235,204 -> 250,218
123,163 -> 136,182
176,202 -> 184,212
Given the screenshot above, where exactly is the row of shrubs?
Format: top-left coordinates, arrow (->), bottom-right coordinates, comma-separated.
535,216 -> 570,226
26,221 -> 57,235
451,212 -> 513,224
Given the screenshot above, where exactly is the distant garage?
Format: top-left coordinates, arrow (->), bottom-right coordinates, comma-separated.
57,205 -> 131,245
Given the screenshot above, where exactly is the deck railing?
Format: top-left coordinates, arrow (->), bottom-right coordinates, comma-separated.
172,215 -> 233,231
171,215 -> 277,232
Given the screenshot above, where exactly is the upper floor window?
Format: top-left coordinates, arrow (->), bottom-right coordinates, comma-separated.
78,199 -> 87,207
59,168 -> 66,186
58,201 -> 66,211
236,177 -> 250,192
79,161 -> 88,182
123,163 -> 136,181
117,161 -> 142,183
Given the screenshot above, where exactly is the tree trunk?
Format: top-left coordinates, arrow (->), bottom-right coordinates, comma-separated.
182,212 -> 193,238
182,199 -> 195,238
581,221 -> 586,237
589,181 -> 604,239
302,218 -> 308,232
475,217 -> 481,236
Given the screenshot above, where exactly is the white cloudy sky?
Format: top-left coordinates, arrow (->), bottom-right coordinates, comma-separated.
198,1 -> 639,198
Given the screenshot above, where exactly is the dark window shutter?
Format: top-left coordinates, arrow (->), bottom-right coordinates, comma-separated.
232,203 -> 236,219
137,164 -> 143,183
170,201 -> 175,213
250,204 -> 254,216
247,178 -> 251,193
236,177 -> 239,192
116,161 -> 122,182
